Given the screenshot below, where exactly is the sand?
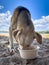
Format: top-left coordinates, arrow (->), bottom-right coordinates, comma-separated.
0,35 -> 49,65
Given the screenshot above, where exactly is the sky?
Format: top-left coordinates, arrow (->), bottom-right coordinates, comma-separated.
0,0 -> 49,31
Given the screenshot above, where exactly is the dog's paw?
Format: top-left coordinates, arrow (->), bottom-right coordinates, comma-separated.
9,49 -> 15,55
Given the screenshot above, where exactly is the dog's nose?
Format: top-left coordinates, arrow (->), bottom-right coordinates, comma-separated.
26,45 -> 30,47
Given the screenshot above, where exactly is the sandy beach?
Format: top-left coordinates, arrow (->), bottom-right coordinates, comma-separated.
0,34 -> 49,65
0,33 -> 9,37
0,33 -> 49,65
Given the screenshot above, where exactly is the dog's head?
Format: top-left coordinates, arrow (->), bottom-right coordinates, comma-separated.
13,29 -> 42,45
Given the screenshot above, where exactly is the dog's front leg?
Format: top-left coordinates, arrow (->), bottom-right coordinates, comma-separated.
9,27 -> 15,55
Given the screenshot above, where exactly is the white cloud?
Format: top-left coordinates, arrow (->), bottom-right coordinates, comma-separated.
33,15 -> 49,31
0,11 -> 12,31
0,10 -> 49,32
0,5 -> 4,9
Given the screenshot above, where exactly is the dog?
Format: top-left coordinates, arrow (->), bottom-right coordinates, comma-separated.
9,6 -> 42,50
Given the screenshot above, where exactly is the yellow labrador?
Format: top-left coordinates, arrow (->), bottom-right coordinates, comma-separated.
10,6 -> 42,49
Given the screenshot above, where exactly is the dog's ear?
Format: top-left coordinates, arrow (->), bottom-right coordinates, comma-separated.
12,30 -> 19,42
13,30 -> 19,38
35,32 -> 42,44
13,29 -> 23,42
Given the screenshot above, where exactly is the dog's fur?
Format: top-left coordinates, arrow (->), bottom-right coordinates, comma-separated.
10,6 -> 42,49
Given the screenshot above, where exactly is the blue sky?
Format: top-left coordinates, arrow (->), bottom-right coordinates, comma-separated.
0,0 -> 49,31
